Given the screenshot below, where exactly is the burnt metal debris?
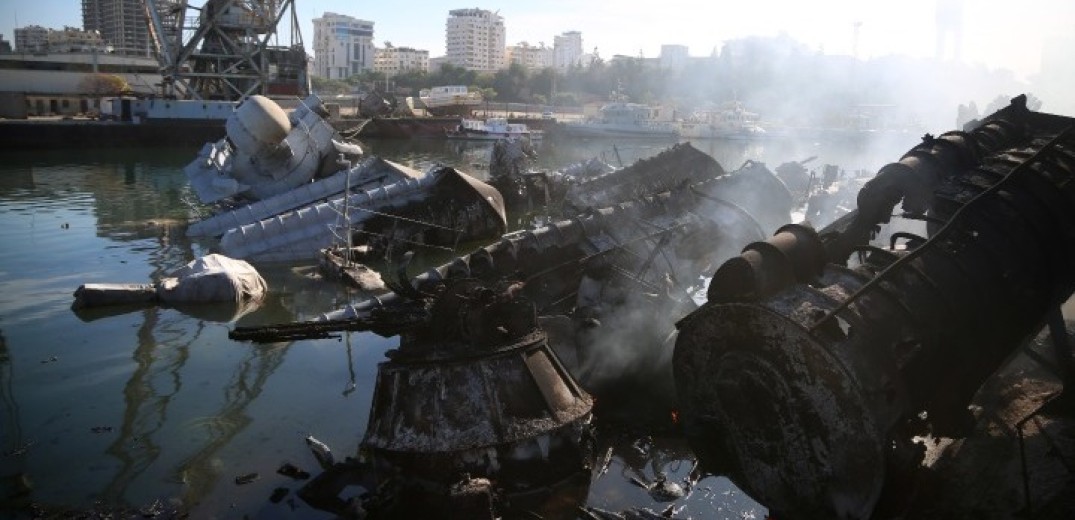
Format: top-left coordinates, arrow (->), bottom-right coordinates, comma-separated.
362,279 -> 594,495
232,158 -> 792,342
294,278 -> 595,518
488,142 -> 781,223
674,95 -> 1075,518
231,159 -> 794,424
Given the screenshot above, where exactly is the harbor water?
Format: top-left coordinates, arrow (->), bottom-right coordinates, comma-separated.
0,134 -> 915,518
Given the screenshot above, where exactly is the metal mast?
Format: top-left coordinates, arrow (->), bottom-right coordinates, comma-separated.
143,0 -> 307,100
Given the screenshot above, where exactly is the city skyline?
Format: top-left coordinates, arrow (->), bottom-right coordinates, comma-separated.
1,0 -> 1070,81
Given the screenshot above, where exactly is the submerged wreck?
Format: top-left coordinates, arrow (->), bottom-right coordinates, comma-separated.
183,96 -> 508,263
229,156 -> 795,517
185,95 -> 362,204
674,95 -> 1075,518
233,159 -> 794,409
489,141 -> 791,225
297,278 -> 594,518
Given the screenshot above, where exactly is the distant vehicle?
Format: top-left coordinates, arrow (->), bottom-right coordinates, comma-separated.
541,111 -> 555,120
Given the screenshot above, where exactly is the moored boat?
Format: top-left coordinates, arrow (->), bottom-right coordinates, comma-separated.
560,95 -> 677,138
446,117 -> 543,141
677,101 -> 775,140
417,85 -> 483,116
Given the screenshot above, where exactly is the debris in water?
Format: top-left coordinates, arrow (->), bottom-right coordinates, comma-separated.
277,462 -> 310,480
269,487 -> 289,503
305,435 -> 335,470
234,473 -> 259,485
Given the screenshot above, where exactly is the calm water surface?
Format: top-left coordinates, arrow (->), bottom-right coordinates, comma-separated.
0,134 -> 914,518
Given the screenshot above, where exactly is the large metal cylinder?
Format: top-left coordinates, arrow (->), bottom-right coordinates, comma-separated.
674,99 -> 1075,518
225,95 -> 290,156
361,280 -> 593,491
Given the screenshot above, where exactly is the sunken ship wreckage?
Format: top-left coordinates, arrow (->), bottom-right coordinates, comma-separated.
224,95 -> 1074,519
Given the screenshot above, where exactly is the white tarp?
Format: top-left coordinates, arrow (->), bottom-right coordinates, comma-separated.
156,254 -> 267,304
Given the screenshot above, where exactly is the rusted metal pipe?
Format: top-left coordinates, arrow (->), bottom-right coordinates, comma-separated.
823,95 -> 1030,263
674,97 -> 1075,518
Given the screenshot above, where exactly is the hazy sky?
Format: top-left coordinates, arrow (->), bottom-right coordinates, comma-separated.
2,0 -> 1070,80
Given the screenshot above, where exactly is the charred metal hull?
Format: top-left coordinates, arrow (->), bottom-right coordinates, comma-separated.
325,174 -> 778,322
674,95 -> 1075,518
314,173 -> 792,410
362,280 -> 593,494
563,143 -> 727,210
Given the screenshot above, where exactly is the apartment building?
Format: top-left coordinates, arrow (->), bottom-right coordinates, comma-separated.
81,0 -> 152,57
373,44 -> 430,75
445,8 -> 506,72
14,25 -> 49,53
507,41 -> 552,70
48,27 -> 109,53
313,12 -> 375,79
553,30 -> 582,70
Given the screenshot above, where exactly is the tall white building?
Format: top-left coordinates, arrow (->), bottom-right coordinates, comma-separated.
445,8 -> 506,71
507,42 -> 552,70
14,25 -> 50,53
81,0 -> 152,57
660,44 -> 689,69
553,31 -> 582,70
313,12 -> 375,80
374,44 -> 430,74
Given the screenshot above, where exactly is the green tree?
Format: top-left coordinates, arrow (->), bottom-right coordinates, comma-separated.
79,73 -> 132,96
310,76 -> 351,95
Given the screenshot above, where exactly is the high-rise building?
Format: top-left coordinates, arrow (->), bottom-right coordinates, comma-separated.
445,8 -> 505,71
935,0 -> 964,61
553,31 -> 582,70
81,0 -> 152,57
313,12 -> 375,79
0,34 -> 11,54
373,43 -> 430,74
660,44 -> 689,69
507,42 -> 552,70
14,25 -> 49,53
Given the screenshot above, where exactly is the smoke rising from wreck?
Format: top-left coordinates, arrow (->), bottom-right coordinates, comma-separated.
645,0 -> 1075,191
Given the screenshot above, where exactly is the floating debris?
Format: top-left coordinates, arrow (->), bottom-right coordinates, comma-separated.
269,487 -> 289,504
304,435 -> 335,470
234,473 -> 259,485
276,462 -> 310,480
72,254 -> 267,322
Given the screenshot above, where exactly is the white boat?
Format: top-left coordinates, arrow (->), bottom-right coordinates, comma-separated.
417,85 -> 483,116
446,118 -> 543,141
561,101 -> 678,138
677,102 -> 776,140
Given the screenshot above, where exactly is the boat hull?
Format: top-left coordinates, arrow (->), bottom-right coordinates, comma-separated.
559,123 -> 677,138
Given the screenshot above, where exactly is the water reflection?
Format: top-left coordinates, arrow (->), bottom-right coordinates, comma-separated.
0,328 -> 31,509
171,341 -> 289,506
100,306 -> 189,502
